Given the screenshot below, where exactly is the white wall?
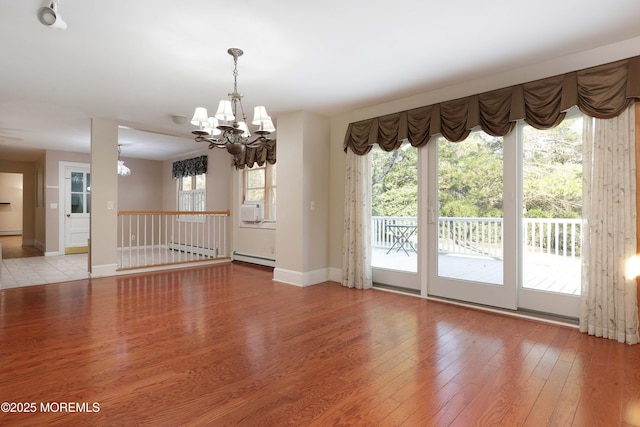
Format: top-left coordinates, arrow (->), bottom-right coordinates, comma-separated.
274,111 -> 331,285
118,157 -> 163,211
90,118 -> 119,276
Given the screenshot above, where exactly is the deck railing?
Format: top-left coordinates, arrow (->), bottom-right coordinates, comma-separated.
372,216 -> 582,259
117,210 -> 230,270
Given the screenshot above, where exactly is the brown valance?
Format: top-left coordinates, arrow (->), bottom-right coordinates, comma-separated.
344,56 -> 640,155
233,139 -> 276,169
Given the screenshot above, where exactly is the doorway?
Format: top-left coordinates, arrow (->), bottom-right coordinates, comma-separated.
0,172 -> 41,259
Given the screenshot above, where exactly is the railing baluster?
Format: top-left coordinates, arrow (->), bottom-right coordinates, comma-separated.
116,211 -> 229,270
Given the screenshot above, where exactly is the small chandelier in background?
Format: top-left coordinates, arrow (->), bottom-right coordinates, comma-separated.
190,48 -> 276,156
117,145 -> 131,176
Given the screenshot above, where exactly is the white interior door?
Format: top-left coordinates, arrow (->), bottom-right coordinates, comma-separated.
64,166 -> 90,254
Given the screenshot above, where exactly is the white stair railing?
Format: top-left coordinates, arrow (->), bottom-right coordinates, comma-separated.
117,210 -> 230,270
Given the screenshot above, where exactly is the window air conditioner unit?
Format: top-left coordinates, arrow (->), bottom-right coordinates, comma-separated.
240,202 -> 263,222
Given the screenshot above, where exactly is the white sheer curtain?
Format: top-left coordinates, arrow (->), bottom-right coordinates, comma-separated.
342,147 -> 373,289
580,104 -> 639,344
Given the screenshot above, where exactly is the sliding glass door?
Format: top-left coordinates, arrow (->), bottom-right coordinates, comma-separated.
425,109 -> 583,318
518,113 -> 583,317
371,143 -> 419,291
427,130 -> 517,309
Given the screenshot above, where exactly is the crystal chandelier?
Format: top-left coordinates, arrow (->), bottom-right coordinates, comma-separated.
190,48 -> 276,156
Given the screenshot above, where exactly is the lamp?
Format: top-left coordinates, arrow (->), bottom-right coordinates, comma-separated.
37,1 -> 67,30
191,48 -> 275,156
117,145 -> 131,176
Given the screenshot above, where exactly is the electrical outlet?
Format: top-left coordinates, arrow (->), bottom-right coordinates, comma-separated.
131,235 -> 136,241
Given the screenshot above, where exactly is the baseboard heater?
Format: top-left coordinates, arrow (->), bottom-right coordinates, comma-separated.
168,242 -> 218,258
232,251 -> 275,268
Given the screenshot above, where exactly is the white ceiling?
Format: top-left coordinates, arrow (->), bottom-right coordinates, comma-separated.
2,0 -> 640,162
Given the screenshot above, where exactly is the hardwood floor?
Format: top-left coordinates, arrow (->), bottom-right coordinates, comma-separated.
0,235 -> 43,259
1,262 -> 639,426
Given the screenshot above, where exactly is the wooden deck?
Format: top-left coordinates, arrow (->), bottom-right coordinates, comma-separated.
373,248 -> 581,295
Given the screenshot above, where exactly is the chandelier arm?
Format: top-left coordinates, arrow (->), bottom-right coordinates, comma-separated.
246,136 -> 272,147
210,141 -> 227,149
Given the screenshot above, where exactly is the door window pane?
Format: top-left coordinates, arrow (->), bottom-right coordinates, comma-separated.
437,131 -> 504,285
71,172 -> 84,193
522,116 -> 582,295
371,143 -> 418,272
71,194 -> 84,213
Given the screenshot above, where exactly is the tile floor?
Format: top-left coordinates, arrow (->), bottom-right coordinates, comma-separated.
1,254 -> 89,289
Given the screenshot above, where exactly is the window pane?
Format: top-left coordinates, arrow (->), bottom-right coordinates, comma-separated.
247,189 -> 265,201
87,195 -> 90,213
522,116 -> 582,295
71,194 -> 83,213
437,131 -> 504,285
71,172 -> 84,193
247,169 -> 265,188
194,191 -> 205,211
85,173 -> 91,192
179,192 -> 192,211
371,143 -> 418,272
196,174 -> 206,189
182,176 -> 193,191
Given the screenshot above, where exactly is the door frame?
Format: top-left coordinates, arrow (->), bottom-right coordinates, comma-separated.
58,161 -> 90,255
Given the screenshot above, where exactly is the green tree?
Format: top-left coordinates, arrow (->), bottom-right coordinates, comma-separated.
370,116 -> 583,220
523,116 -> 583,218
371,144 -> 417,217
437,132 -> 503,218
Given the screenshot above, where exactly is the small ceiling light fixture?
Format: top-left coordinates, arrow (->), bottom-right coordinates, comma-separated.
37,1 -> 67,30
171,114 -> 188,125
190,48 -> 276,156
117,145 -> 131,176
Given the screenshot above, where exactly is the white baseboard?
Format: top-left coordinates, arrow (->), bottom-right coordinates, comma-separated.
328,267 -> 342,283
45,251 -> 60,257
273,267 -> 332,287
0,230 -> 21,236
90,263 -> 118,278
34,240 -> 46,252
